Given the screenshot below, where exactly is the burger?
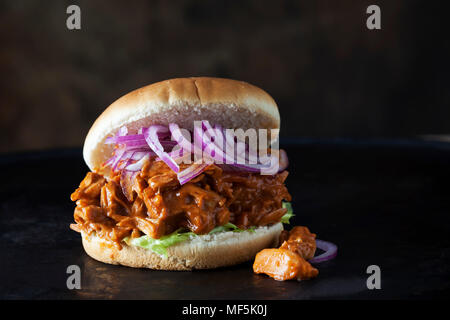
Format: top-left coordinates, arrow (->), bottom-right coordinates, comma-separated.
70,77 -> 336,275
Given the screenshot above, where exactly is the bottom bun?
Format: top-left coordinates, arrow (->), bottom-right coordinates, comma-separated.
81,223 -> 283,270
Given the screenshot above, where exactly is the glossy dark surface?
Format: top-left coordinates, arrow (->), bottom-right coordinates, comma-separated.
1,140 -> 449,299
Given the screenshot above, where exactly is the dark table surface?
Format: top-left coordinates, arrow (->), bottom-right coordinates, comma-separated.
1,139 -> 449,300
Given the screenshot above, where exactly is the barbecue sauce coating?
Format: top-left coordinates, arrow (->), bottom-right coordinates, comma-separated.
253,249 -> 318,281
253,226 -> 319,281
280,226 -> 317,260
70,159 -> 291,248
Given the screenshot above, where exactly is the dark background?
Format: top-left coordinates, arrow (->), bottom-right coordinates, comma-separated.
0,0 -> 448,153
1,1 -> 450,300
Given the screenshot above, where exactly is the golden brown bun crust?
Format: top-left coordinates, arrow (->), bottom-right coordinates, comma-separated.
83,77 -> 280,171
81,223 -> 283,270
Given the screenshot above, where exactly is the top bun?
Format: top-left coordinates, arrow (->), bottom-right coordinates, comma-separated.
83,77 -> 280,171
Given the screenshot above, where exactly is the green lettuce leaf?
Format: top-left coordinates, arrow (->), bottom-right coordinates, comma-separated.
281,202 -> 295,224
127,228 -> 196,257
127,223 -> 255,256
209,222 -> 255,234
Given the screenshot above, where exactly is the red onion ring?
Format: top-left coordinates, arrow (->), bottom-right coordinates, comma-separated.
125,154 -> 150,172
169,123 -> 195,156
106,122 -> 289,184
198,120 -> 271,172
177,162 -> 209,185
143,126 -> 180,173
309,239 -> 338,264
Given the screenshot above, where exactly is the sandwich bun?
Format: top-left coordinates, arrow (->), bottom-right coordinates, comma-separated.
81,223 -> 283,270
78,77 -> 283,271
83,77 -> 280,172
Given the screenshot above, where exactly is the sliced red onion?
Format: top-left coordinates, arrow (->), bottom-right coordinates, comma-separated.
205,121 -> 276,172
125,153 -> 150,172
202,121 -> 277,173
223,128 -> 246,160
117,150 -> 144,171
106,130 -> 169,145
309,239 -> 338,264
215,124 -> 246,164
129,151 -> 152,160
120,170 -> 138,201
199,121 -> 256,168
143,126 -> 180,173
105,134 -> 144,144
118,126 -> 128,136
193,123 -> 219,163
218,125 -> 258,164
120,140 -> 148,149
154,148 -> 188,163
169,123 -> 195,156
177,162 -> 209,185
160,140 -> 177,148
110,148 -> 127,171
103,155 -> 115,167
124,148 -> 155,155
105,121 -> 289,185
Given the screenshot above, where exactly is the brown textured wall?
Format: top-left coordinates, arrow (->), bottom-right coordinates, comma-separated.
0,0 -> 448,153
